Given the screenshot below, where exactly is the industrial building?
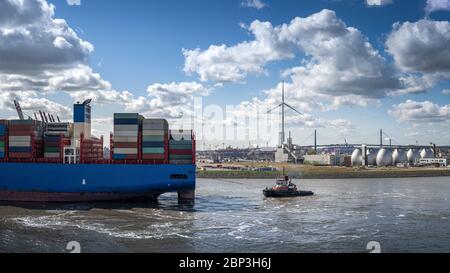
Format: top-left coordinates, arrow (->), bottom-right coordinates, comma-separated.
197,84 -> 450,168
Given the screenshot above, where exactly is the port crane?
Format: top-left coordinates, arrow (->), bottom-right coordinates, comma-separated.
13,99 -> 60,123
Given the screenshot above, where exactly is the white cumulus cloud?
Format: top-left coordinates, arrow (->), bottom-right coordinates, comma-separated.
0,0 -> 93,74
66,0 -> 81,6
184,9 -> 442,117
386,19 -> 450,74
0,91 -> 72,120
366,0 -> 393,6
389,100 -> 450,123
53,36 -> 73,49
183,9 -> 403,104
425,0 -> 450,15
442,89 -> 450,96
68,81 -> 211,119
0,0 -> 109,104
241,0 -> 266,10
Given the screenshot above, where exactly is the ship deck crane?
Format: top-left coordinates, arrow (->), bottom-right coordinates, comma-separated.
13,99 -> 35,120
13,99 -> 25,120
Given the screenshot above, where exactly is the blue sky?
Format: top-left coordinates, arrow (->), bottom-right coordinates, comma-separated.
0,0 -> 449,148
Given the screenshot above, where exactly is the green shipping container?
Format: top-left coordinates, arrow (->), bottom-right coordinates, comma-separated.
169,144 -> 193,150
44,147 -> 60,153
143,135 -> 166,142
169,155 -> 193,160
44,153 -> 60,158
142,148 -> 165,154
169,140 -> 192,146
0,141 -> 4,148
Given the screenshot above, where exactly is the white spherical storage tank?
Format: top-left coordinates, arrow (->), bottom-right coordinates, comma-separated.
420,148 -> 434,159
377,149 -> 393,167
351,149 -> 362,167
407,149 -> 419,163
366,149 -> 377,166
392,149 -> 407,165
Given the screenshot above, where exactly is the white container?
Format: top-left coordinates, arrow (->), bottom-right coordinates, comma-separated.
9,136 -> 31,142
114,148 -> 138,154
113,136 -> 138,143
143,124 -> 168,130
142,130 -> 166,136
114,125 -> 139,132
44,153 -> 60,158
142,119 -> 168,130
8,141 -> 31,147
114,131 -> 138,137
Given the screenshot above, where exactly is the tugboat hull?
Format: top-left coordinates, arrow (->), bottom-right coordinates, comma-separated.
263,189 -> 314,198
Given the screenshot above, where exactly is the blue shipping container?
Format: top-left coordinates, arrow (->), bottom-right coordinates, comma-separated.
9,147 -> 32,153
114,119 -> 139,125
113,154 -> 127,160
143,141 -> 165,148
44,136 -> 62,141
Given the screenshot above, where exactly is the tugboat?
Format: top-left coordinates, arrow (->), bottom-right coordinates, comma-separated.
263,174 -> 314,198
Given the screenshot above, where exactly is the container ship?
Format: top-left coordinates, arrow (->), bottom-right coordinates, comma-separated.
0,99 -> 196,203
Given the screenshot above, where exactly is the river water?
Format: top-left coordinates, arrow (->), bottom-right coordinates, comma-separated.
1,177 -> 449,253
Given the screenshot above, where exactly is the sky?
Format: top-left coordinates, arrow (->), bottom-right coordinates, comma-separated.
0,0 -> 449,149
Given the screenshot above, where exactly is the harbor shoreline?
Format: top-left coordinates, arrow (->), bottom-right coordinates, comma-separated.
197,167 -> 450,179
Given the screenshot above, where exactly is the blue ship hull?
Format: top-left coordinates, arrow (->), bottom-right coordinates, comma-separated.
0,163 -> 196,202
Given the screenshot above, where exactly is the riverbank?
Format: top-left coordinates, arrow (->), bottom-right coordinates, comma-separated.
197,164 -> 450,179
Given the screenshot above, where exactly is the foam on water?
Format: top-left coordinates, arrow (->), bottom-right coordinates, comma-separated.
2,177 -> 450,252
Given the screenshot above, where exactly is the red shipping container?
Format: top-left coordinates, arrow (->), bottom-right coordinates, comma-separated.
169,149 -> 193,155
9,152 -> 33,158
114,142 -> 138,148
9,125 -> 35,130
44,141 -> 60,147
142,154 -> 165,160
9,131 -> 35,136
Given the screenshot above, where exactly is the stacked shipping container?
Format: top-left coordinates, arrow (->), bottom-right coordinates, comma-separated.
113,113 -> 142,160
142,119 -> 168,161
45,123 -> 73,138
169,130 -> 194,164
80,136 -> 103,162
8,120 -> 43,159
44,123 -> 73,159
0,120 -> 7,159
111,115 -> 194,164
